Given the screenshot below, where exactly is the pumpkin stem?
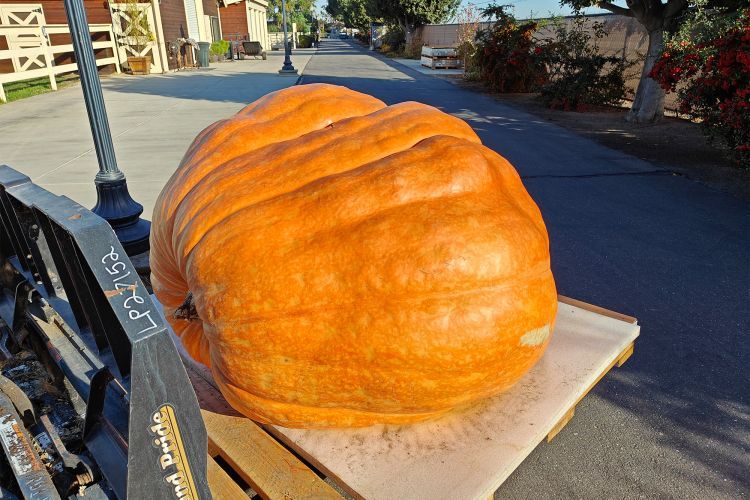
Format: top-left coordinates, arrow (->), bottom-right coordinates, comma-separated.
173,292 -> 199,321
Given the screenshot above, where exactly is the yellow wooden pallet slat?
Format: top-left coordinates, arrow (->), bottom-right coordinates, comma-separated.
202,409 -> 342,499
207,455 -> 249,499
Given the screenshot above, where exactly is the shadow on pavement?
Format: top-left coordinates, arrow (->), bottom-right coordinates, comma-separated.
99,55 -> 309,106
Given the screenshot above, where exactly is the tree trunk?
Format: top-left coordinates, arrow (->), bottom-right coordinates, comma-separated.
397,18 -> 408,43
404,22 -> 416,44
627,28 -> 665,123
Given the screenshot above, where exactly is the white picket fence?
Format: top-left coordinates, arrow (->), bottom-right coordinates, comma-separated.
0,24 -> 120,102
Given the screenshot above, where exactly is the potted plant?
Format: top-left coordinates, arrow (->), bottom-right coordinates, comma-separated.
209,40 -> 230,63
122,0 -> 155,75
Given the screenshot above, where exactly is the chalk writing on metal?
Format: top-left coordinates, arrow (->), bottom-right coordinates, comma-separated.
102,246 -> 158,335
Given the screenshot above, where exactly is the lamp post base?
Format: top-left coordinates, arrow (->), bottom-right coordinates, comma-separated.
92,178 -> 151,255
278,68 -> 299,76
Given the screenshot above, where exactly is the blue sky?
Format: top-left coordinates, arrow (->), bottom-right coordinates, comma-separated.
314,0 -> 610,23
459,0 -> 607,20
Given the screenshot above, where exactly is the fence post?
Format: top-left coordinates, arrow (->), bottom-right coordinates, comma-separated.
149,0 -> 169,73
0,83 -> 6,103
40,27 -> 57,92
109,25 -> 122,73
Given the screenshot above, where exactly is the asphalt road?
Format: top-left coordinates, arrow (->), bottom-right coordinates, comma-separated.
301,39 -> 750,498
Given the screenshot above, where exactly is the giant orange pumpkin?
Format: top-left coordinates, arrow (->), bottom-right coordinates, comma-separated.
151,84 -> 557,428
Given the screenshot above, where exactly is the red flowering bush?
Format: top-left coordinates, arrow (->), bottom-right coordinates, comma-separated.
651,10 -> 750,166
472,5 -> 547,92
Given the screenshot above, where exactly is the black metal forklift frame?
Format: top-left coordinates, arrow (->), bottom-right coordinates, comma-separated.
0,165 -> 210,499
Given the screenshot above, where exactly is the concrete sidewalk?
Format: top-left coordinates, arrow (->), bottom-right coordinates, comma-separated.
0,49 -> 314,218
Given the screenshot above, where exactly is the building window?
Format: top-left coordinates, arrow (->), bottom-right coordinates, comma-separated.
210,16 -> 221,41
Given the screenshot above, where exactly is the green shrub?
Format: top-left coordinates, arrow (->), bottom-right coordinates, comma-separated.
402,37 -> 423,59
355,31 -> 369,44
464,67 -> 481,81
380,25 -> 405,54
536,17 -> 629,110
298,34 -> 314,48
210,40 -> 230,56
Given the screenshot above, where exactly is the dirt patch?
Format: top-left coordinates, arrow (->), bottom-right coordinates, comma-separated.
444,76 -> 750,202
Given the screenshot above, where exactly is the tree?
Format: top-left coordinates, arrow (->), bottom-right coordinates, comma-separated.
269,0 -> 315,33
561,0 -> 746,123
562,0 -> 686,122
456,3 -> 481,74
326,0 -> 371,32
366,0 -> 461,42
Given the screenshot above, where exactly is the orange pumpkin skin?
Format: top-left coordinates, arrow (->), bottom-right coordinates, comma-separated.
151,84 -> 557,428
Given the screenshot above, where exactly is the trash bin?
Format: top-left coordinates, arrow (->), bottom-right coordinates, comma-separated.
197,41 -> 210,67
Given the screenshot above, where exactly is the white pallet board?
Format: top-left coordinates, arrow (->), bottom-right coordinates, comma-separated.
420,56 -> 460,69
421,46 -> 458,57
267,301 -> 639,500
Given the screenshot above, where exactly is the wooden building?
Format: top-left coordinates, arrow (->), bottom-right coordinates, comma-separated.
218,0 -> 269,51
0,0 -> 223,75
158,0 -> 221,69
160,0 -> 220,48
0,1 -> 115,73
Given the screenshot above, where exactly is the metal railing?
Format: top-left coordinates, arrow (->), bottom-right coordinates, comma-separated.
0,23 -> 120,102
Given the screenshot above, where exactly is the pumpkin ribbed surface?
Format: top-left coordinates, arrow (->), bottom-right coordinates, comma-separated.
151,84 -> 557,428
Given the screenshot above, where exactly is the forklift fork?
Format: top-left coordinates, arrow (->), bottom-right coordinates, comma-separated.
0,165 -> 210,499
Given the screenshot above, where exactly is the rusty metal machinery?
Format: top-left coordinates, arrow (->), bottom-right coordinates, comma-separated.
0,166 -> 209,499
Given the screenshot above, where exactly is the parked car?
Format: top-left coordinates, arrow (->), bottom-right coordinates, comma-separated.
339,33 -> 350,39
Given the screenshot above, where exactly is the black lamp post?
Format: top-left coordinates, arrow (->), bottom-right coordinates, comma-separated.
278,0 -> 298,75
63,0 -> 150,255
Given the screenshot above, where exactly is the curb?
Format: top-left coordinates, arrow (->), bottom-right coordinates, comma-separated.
295,47 -> 319,85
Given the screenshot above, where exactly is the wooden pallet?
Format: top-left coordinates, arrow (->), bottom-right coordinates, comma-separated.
420,46 -> 461,70
420,55 -> 461,70
189,367 -> 342,499
546,296 -> 636,442
176,296 -> 638,499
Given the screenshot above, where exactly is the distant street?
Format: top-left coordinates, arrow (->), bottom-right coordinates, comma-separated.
301,39 -> 750,498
